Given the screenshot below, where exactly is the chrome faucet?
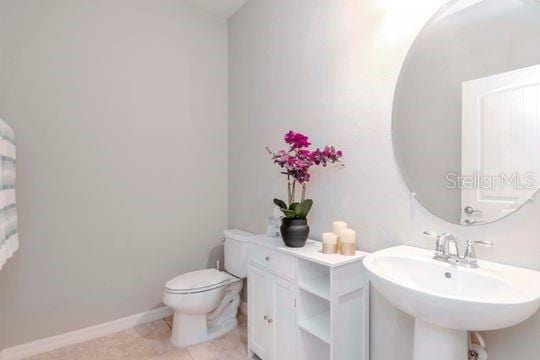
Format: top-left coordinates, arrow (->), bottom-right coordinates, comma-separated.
440,233 -> 460,259
423,232 -> 493,268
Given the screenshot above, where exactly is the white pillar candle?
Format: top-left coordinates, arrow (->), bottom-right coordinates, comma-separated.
340,228 -> 356,243
332,221 -> 348,252
322,232 -> 338,244
322,232 -> 338,254
340,228 -> 356,256
332,221 -> 348,236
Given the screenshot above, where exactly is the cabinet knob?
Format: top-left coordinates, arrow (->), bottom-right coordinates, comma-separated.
265,256 -> 271,261
264,315 -> 268,320
267,318 -> 273,324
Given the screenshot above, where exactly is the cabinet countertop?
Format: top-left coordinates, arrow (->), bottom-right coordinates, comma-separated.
247,234 -> 369,268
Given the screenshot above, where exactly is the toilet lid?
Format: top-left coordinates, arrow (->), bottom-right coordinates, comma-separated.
165,269 -> 230,294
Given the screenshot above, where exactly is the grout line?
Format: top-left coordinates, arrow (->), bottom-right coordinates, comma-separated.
163,317 -> 172,330
186,347 -> 196,360
161,317 -> 194,359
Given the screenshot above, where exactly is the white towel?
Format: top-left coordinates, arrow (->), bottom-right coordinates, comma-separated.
0,119 -> 17,271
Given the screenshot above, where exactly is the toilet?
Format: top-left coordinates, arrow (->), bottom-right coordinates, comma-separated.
163,229 -> 252,347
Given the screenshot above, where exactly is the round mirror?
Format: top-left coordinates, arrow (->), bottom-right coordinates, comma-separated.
393,0 -> 540,225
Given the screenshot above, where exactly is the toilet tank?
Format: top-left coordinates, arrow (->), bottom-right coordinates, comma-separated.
223,229 -> 252,278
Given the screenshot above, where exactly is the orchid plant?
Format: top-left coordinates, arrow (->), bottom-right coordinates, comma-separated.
267,131 -> 344,220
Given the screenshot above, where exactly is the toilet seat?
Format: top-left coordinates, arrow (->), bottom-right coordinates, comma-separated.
165,268 -> 232,295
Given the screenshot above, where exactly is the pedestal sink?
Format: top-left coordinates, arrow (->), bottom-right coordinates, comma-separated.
363,246 -> 540,360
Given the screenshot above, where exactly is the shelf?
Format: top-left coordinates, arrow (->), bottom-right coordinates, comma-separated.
298,312 -> 330,344
299,331 -> 330,360
298,275 -> 330,301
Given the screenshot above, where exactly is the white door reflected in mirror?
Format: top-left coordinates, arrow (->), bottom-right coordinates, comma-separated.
460,64 -> 540,224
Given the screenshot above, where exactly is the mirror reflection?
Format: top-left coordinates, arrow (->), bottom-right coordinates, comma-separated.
393,0 -> 540,225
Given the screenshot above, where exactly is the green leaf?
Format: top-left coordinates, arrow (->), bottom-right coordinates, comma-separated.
296,199 -> 313,219
273,198 -> 288,209
281,209 -> 295,219
292,202 -> 303,217
289,202 -> 300,211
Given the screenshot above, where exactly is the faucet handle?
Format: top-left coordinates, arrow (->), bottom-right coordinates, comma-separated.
423,231 -> 439,239
464,240 -> 493,267
465,240 -> 493,252
470,240 -> 493,247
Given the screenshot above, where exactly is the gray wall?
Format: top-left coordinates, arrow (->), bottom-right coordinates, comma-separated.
0,0 -> 228,348
228,1 -> 540,359
0,272 -> 5,349
393,0 -> 540,223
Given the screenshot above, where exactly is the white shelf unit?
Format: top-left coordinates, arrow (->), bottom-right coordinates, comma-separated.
247,235 -> 369,360
297,292 -> 330,360
296,257 -> 369,360
297,258 -> 331,301
297,284 -> 331,344
298,311 -> 330,344
328,260 -> 369,360
299,329 -> 331,360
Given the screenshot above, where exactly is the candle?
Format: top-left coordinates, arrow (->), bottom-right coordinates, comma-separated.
332,221 -> 348,252
322,232 -> 338,254
332,221 -> 347,235
340,228 -> 356,256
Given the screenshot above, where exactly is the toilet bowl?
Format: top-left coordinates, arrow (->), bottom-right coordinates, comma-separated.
163,229 -> 251,347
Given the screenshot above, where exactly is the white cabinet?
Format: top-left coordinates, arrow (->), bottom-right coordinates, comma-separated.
269,274 -> 296,360
247,236 -> 369,360
248,263 -> 296,360
248,264 -> 272,358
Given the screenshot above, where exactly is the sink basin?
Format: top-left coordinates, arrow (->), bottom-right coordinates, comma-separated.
363,245 -> 540,360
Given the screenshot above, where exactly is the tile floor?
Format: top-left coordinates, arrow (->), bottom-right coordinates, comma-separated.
27,314 -> 248,360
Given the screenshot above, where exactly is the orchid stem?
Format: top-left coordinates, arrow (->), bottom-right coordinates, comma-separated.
287,176 -> 292,205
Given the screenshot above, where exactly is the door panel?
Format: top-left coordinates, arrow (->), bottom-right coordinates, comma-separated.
462,64 -> 540,224
269,275 -> 296,360
248,264 -> 270,359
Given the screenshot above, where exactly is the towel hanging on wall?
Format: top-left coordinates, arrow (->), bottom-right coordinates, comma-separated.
0,119 -> 17,270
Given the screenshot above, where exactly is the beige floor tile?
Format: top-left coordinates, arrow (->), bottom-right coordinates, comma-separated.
26,340 -> 97,360
25,316 -> 248,360
135,319 -> 178,355
154,348 -> 193,360
236,314 -> 248,343
186,328 -> 247,360
93,320 -> 175,360
94,329 -> 155,359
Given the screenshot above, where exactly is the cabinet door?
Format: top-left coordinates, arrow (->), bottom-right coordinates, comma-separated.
268,274 -> 296,360
248,264 -> 271,359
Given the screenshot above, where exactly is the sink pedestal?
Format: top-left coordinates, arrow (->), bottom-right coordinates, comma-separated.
413,319 -> 468,360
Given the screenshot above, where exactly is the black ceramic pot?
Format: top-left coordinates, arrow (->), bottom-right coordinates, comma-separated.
280,218 -> 309,248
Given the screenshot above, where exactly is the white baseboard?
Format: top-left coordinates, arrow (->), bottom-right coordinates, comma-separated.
0,306 -> 172,360
239,300 -> 248,316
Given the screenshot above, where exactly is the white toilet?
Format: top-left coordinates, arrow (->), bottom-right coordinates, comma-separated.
163,229 -> 252,347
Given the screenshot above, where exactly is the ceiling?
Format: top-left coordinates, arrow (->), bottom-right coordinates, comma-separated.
184,0 -> 248,19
